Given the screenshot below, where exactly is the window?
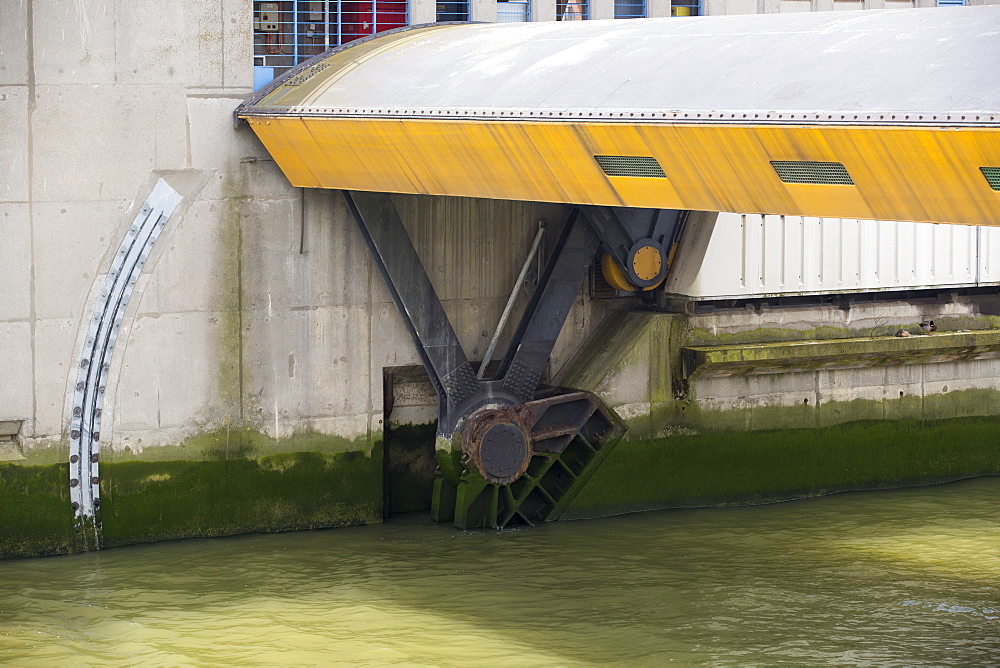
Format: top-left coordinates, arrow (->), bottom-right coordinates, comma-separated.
497,0 -> 530,21
614,0 -> 646,19
437,0 -> 470,21
253,1 -> 409,89
671,0 -> 701,15
557,0 -> 589,20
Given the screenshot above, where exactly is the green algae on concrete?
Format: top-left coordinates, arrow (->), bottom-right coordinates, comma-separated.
561,416 -> 1000,520
687,314 -> 1000,347
107,428 -> 373,463
100,449 -> 382,548
1,428 -> 385,558
100,427 -> 383,548
623,388 -> 1000,438
555,309 -> 1000,519
0,463 -> 76,559
684,330 -> 1000,377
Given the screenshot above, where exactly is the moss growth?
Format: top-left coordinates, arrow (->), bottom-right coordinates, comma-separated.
0,463 -> 76,559
683,330 -> 1000,377
689,315 -> 1000,347
436,433 -> 465,484
100,449 -> 382,548
563,417 -> 1000,520
1,428 -> 385,558
106,428 -> 373,463
690,325 -> 855,346
3,440 -> 69,466
624,388 -> 1000,440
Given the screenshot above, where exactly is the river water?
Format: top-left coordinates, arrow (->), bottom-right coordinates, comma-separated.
1,477 -> 997,665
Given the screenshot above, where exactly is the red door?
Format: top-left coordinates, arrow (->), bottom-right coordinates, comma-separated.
340,1 -> 407,44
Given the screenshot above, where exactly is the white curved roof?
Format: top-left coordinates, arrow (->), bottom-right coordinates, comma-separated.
240,7 -> 1000,125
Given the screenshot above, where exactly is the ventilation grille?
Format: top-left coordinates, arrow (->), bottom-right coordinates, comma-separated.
981,167 -> 1000,192
595,155 -> 667,178
771,161 -> 855,185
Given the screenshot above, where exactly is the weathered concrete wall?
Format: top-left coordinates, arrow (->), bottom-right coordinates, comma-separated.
0,1 -> 617,557
1,0 -> 255,451
556,305 -> 1000,519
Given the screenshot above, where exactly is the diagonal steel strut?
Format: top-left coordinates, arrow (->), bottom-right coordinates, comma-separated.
343,191 -> 480,426
495,208 -> 603,401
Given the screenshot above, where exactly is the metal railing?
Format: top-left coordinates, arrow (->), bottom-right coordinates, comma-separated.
253,1 -> 409,88
437,0 -> 471,21
497,0 -> 530,22
557,0 -> 589,20
614,0 -> 646,19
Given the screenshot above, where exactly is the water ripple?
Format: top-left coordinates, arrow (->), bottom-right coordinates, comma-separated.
1,477 -> 998,665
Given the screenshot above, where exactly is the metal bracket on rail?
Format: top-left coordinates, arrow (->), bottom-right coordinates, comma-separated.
582,207 -> 688,292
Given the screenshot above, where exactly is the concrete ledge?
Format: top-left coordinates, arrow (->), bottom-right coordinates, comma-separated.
684,330 -> 1000,377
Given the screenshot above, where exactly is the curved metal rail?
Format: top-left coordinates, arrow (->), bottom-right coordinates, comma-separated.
69,179 -> 182,547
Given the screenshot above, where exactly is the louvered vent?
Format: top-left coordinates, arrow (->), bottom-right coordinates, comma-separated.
981,167 -> 1000,192
595,155 -> 667,178
771,161 -> 855,185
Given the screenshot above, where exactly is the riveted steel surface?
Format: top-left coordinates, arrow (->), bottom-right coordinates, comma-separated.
240,10 -> 999,125
238,10 -> 1000,225
448,389 -> 627,528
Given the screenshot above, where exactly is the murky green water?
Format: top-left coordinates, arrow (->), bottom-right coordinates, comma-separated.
1,477 -> 998,665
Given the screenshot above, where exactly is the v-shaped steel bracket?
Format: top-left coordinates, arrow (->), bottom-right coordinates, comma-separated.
344,191 -> 679,525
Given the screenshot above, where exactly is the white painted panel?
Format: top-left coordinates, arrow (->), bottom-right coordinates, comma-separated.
980,227 -> 1000,283
665,213 -> 1000,299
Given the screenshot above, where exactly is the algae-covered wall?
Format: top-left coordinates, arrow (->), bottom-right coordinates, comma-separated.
556,306 -> 1000,520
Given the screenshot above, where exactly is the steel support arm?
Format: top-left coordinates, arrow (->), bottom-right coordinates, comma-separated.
496,208 -> 603,402
344,191 -> 480,416
345,193 -> 632,500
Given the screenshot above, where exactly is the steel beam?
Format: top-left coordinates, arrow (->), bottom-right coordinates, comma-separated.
496,208 -> 603,401
343,191 -> 480,428
345,192 -> 679,515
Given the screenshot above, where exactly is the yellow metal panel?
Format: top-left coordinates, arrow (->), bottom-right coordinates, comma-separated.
573,123 -> 684,208
243,116 -> 1000,225
521,124 -> 623,205
246,118 -> 323,188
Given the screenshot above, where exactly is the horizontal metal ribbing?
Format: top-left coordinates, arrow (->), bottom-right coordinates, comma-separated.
238,105 -> 1000,128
